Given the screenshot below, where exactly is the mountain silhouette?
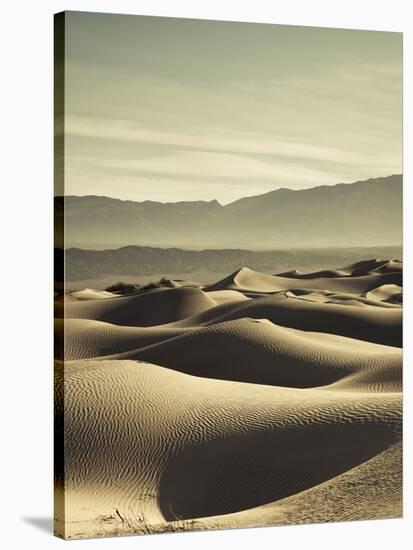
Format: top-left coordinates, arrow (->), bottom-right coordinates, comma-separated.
55,175 -> 402,249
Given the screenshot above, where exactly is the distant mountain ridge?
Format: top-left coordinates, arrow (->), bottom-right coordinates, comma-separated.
57,245 -> 402,282
55,175 -> 402,249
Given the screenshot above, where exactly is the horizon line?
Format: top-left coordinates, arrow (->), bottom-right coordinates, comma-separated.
57,173 -> 402,206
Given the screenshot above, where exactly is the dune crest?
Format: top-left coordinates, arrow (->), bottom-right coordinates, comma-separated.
58,317 -> 401,390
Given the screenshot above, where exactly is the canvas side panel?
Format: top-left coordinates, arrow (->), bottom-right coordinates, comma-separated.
53,10 -> 66,540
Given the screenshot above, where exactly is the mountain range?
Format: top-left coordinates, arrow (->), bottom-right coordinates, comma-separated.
55,175 -> 402,249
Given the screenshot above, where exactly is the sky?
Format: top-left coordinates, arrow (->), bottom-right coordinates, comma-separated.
61,11 -> 402,204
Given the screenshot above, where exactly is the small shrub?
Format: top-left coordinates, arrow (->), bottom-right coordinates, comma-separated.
141,281 -> 162,291
141,277 -> 175,291
105,282 -> 139,294
105,278 -> 176,295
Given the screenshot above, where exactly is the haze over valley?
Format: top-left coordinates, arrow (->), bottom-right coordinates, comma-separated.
56,175 -> 401,250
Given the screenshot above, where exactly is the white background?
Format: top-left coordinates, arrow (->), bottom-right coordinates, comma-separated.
0,0 -> 411,548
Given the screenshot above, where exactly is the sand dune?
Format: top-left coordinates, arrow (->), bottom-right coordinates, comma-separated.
200,442 -> 402,530
276,268 -> 350,279
347,258 -> 402,275
205,266 -> 401,295
55,360 -> 401,538
57,279 -> 402,347
58,317 -> 401,390
172,293 -> 402,347
277,258 -> 402,279
204,289 -> 250,305
55,318 -> 190,361
55,259 -> 402,538
57,286 -> 217,327
69,289 -> 117,301
286,289 -> 400,308
365,284 -> 403,304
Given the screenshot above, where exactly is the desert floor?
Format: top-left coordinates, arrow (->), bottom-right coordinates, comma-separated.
54,258 -> 402,539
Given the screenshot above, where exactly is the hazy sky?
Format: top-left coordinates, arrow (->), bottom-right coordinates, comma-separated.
62,12 -> 402,204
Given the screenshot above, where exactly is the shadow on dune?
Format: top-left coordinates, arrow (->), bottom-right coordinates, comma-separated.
57,286 -> 215,327
159,421 -> 398,521
175,296 -> 402,347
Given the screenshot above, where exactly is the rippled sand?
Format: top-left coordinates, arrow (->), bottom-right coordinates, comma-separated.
54,259 -> 402,539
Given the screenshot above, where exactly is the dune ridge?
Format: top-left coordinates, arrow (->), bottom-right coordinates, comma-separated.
205,265 -> 401,295
57,318 -> 401,390
56,286 -> 217,327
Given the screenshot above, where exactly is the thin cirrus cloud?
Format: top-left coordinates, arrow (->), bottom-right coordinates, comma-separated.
65,115 -> 401,203
66,115 -> 392,166
62,12 -> 402,203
